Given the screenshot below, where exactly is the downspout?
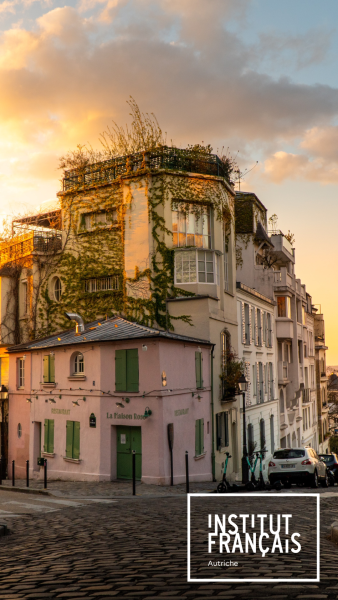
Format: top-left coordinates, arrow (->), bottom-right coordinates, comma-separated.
211,343 -> 216,481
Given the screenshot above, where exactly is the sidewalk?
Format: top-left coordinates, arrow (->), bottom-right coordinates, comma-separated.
0,478 -> 216,497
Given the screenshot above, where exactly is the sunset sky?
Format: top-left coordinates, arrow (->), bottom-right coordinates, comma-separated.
1,0 -> 338,361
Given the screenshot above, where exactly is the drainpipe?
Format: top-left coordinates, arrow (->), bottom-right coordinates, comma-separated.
64,312 -> 85,333
211,343 -> 216,481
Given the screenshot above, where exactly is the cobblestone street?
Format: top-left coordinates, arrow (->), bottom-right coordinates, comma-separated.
0,492 -> 337,600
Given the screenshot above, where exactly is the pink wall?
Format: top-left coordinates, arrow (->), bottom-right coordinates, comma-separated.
8,338 -> 212,484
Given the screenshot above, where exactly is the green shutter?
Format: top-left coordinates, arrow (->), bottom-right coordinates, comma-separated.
44,419 -> 48,452
127,349 -> 139,392
115,350 -> 127,391
48,420 -> 54,453
195,420 -> 200,456
195,352 -> 202,388
43,356 -> 49,383
200,418 -> 204,454
73,421 -> 80,460
49,356 -> 55,383
66,420 -> 73,458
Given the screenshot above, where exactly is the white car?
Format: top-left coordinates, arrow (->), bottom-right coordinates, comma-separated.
268,447 -> 328,488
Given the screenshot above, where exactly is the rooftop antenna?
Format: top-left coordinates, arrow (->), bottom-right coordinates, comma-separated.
235,162 -> 259,191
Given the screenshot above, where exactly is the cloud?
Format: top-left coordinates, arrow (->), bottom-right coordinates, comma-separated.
264,150 -> 338,184
0,0 -> 338,189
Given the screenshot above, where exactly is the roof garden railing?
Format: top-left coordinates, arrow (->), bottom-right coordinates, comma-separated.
62,146 -> 231,192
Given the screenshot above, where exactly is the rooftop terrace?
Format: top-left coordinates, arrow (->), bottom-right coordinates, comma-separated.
61,146 -> 232,192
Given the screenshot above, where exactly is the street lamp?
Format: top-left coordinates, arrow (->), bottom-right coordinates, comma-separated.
238,373 -> 249,484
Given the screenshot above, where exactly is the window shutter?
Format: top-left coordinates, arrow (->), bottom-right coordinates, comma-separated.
66,421 -> 73,458
48,420 -> 54,453
255,309 -> 258,345
43,356 -> 49,383
216,414 -> 221,449
224,412 -> 229,447
73,421 -> 80,460
201,418 -> 204,454
195,420 -> 200,456
241,302 -> 245,344
44,419 -> 48,452
126,349 -> 139,392
80,214 -> 85,229
49,356 -> 55,383
249,305 -> 252,343
195,352 -> 202,388
115,350 -> 127,391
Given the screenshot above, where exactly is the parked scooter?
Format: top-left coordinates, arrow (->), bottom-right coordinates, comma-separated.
216,452 -> 240,493
245,452 -> 259,491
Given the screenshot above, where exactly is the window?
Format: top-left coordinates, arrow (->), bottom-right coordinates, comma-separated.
85,276 -> 119,293
115,349 -> 139,392
195,351 -> 203,389
257,309 -> 262,345
17,423 -> 22,439
224,242 -> 229,291
269,363 -> 274,400
172,207 -> 211,249
74,353 -> 84,374
175,250 -> 216,284
267,313 -> 272,347
216,412 -> 229,450
81,210 -> 117,231
252,364 -> 257,396
258,362 -> 264,403
53,278 -> 62,302
221,329 -> 231,399
21,281 -> 28,316
44,419 -> 54,453
277,296 -> 291,318
270,415 -> 275,454
18,357 -> 25,388
302,306 -> 306,325
66,420 -> 80,460
251,307 -> 256,343
195,418 -> 204,456
262,312 -> 266,344
43,355 -> 55,383
260,419 -> 266,450
248,423 -> 255,455
244,304 -> 250,344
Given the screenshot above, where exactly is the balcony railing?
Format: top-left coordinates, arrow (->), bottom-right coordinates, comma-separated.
0,231 -> 62,266
301,388 -> 310,403
62,146 -> 231,192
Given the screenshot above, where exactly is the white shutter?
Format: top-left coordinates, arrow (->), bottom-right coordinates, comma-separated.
241,302 -> 245,344
255,309 -> 258,345
248,305 -> 252,345
245,361 -> 251,405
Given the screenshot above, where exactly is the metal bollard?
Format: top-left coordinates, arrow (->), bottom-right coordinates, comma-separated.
12,460 -> 15,487
185,451 -> 189,494
132,450 -> 136,496
44,459 -> 47,489
0,457 -> 2,486
26,460 -> 29,488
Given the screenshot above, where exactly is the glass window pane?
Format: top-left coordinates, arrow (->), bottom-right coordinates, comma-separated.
206,272 -> 214,283
173,233 -> 178,246
186,213 -> 195,234
195,235 -> 203,248
187,234 -> 194,246
195,216 -> 203,234
172,211 -> 178,232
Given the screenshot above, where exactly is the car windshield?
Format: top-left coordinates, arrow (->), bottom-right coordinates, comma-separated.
319,455 -> 334,463
273,449 -> 305,459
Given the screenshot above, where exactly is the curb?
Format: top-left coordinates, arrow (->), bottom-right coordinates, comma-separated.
0,485 -> 50,496
331,520 -> 338,544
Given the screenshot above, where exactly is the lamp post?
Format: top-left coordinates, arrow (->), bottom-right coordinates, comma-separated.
238,373 -> 248,484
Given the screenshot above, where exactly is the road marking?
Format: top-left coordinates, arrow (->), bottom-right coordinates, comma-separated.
30,498 -> 85,506
84,499 -> 118,503
2,501 -> 57,512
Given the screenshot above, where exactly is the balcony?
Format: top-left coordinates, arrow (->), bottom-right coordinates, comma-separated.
273,267 -> 294,289
0,231 -> 62,267
301,388 -> 311,404
62,146 -> 231,192
276,319 -> 293,339
270,234 -> 295,264
278,361 -> 289,384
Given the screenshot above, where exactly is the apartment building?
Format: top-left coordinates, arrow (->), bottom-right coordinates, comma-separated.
314,312 -> 330,452
236,281 -> 279,478
235,191 -> 318,454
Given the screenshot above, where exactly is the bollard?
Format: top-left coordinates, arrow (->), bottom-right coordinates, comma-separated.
185,451 -> 189,494
44,459 -> 47,490
132,450 -> 136,496
0,457 -> 2,486
12,460 -> 15,487
26,460 -> 29,488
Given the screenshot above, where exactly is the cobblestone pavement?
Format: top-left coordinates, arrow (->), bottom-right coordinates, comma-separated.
3,478 -> 338,498
0,495 -> 337,599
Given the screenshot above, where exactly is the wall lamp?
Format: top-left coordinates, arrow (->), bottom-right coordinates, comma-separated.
26,398 -> 32,403
144,407 -> 152,418
49,398 -> 56,404
72,400 -> 80,407
116,402 -> 124,408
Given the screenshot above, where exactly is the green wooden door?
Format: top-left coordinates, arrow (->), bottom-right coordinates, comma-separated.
116,426 -> 142,480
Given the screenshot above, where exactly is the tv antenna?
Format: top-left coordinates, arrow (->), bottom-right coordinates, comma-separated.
235,162 -> 259,191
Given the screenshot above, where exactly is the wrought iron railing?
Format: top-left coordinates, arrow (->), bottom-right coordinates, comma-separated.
0,231 -> 62,266
62,146 -> 231,192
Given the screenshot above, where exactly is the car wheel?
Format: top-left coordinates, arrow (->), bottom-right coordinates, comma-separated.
322,471 -> 329,488
311,470 -> 318,488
